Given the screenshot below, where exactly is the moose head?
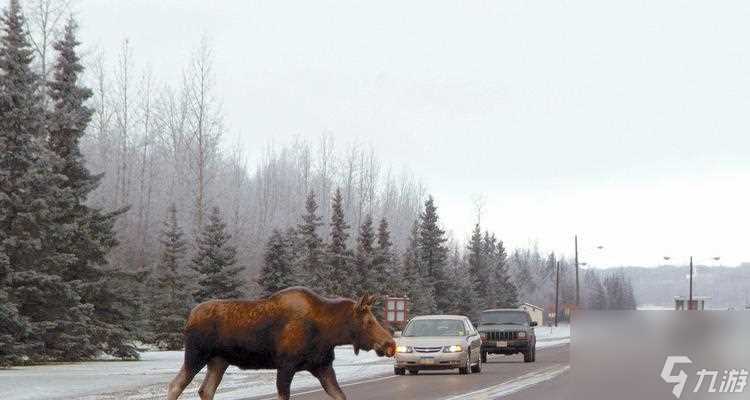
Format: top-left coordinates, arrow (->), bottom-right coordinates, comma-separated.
350,294 -> 396,357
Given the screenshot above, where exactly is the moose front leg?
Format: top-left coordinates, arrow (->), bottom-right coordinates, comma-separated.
311,364 -> 346,400
276,366 -> 296,400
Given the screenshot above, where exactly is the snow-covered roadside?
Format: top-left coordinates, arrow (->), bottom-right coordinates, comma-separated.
533,323 -> 570,340
534,323 -> 570,349
0,325 -> 570,400
0,346 -> 392,400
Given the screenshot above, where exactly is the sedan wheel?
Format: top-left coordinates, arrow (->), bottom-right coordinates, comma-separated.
459,354 -> 471,375
471,356 -> 482,373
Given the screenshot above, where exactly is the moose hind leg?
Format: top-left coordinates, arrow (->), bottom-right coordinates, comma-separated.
168,344 -> 209,400
167,363 -> 201,400
311,364 -> 346,400
198,357 -> 229,400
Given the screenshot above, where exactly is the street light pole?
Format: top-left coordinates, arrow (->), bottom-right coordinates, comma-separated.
689,256 -> 693,306
575,235 -> 581,309
555,260 -> 560,327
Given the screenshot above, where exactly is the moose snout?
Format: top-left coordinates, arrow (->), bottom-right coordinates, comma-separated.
378,339 -> 396,358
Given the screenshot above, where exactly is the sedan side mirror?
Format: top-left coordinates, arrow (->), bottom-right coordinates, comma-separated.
530,321 -> 538,327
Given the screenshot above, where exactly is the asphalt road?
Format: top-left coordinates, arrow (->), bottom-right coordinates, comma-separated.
248,344 -> 569,400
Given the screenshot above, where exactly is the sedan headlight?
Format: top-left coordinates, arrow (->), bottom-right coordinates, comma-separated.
517,331 -> 527,339
443,345 -> 463,353
395,345 -> 412,353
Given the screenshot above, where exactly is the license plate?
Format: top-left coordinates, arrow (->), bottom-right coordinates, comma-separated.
419,358 -> 435,365
496,341 -> 507,347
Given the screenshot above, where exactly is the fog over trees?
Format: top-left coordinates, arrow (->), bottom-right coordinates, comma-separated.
0,0 -> 638,366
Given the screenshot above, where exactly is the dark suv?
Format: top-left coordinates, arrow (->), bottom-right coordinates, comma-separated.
477,309 -> 537,363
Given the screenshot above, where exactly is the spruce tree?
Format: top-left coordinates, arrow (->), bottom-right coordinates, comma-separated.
325,188 -> 352,296
192,207 -> 245,301
0,0 -> 96,362
297,191 -> 324,292
402,221 -> 436,314
418,196 -> 449,312
373,217 -> 395,296
47,18 -> 95,196
46,16 -> 138,359
0,246 -> 29,365
148,205 -> 192,350
284,226 -> 303,285
487,235 -> 518,308
444,245 -> 478,319
354,214 -> 375,296
467,224 -> 489,308
258,229 -> 296,296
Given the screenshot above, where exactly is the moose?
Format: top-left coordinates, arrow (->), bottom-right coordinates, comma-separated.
167,287 -> 396,400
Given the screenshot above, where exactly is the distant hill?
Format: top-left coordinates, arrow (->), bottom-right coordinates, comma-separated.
618,264 -> 750,309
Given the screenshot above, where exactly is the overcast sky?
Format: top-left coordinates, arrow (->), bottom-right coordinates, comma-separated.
77,0 -> 750,267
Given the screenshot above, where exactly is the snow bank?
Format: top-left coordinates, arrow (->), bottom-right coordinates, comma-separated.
534,323 -> 570,349
534,323 -> 570,340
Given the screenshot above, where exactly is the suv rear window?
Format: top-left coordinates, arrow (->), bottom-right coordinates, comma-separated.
480,311 -> 529,326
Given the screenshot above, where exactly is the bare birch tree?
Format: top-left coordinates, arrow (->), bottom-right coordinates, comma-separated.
183,37 -> 222,231
25,0 -> 72,105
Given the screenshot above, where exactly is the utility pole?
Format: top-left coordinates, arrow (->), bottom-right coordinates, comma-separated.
575,235 -> 581,309
555,260 -> 560,327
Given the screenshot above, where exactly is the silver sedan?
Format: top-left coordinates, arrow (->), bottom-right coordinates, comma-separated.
394,315 -> 482,375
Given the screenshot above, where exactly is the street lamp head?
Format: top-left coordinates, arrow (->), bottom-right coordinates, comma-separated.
596,245 -> 604,250
713,257 -> 721,261
580,262 -> 588,266
663,256 -> 671,261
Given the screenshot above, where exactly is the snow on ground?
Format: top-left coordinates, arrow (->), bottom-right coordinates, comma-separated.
0,346 -> 393,400
0,325 -> 571,400
534,323 -> 570,350
533,323 -> 569,340
637,304 -> 673,310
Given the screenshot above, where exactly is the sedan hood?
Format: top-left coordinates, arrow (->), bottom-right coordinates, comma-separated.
397,336 -> 465,347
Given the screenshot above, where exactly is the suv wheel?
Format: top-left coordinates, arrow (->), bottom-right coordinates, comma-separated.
394,367 -> 405,375
408,369 -> 419,375
523,349 -> 533,363
481,351 -> 487,363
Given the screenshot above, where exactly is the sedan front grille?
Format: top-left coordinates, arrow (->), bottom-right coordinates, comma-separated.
486,331 -> 518,341
413,346 -> 443,353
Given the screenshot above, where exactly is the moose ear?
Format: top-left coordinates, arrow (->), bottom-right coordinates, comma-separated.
355,295 -> 368,312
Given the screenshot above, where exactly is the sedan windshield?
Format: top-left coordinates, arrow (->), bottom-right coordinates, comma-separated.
403,319 -> 466,337
480,312 -> 529,325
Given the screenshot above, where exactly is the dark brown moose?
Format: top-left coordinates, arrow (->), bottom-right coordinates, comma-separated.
167,287 -> 396,400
